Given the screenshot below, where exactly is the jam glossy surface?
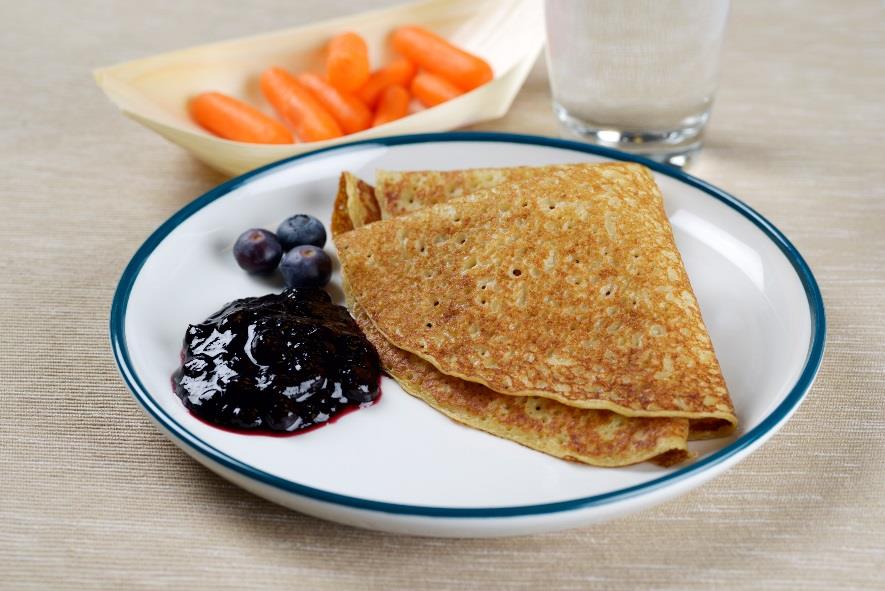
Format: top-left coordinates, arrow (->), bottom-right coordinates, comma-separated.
173,288 -> 381,433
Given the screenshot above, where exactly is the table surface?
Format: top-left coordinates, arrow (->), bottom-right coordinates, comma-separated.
2,0 -> 884,589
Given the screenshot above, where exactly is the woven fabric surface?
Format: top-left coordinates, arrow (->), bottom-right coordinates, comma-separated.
1,0 -> 883,589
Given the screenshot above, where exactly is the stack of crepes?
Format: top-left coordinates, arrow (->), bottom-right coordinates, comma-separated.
332,162 -> 737,467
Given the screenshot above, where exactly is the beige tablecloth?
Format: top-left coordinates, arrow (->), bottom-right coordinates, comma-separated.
2,0 -> 883,588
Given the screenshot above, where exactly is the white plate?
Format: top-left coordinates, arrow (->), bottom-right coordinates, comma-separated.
111,132 -> 825,537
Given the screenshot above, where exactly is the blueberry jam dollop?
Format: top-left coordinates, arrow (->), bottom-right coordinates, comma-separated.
173,288 -> 381,433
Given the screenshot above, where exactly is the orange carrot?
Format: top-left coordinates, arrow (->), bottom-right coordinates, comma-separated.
296,72 -> 372,135
391,26 -> 492,91
326,32 -> 370,93
373,85 -> 410,127
410,72 -> 462,107
357,57 -> 416,108
189,92 -> 293,144
260,67 -> 343,142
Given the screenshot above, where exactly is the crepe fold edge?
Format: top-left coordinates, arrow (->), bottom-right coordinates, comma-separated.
349,295 -> 691,468
336,167 -> 737,438
360,288 -> 735,439
333,176 -> 691,466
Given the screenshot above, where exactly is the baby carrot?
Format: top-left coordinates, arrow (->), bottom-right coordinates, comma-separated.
410,72 -> 462,107
391,26 -> 492,91
189,92 -> 293,144
372,85 -> 410,127
296,72 -> 372,135
326,32 -> 370,93
260,67 -> 343,142
357,57 -> 416,108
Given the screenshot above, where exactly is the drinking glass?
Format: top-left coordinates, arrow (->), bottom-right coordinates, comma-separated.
544,0 -> 730,166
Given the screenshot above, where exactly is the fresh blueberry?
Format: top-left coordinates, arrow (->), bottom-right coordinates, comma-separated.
233,229 -> 282,274
280,245 -> 332,288
277,214 -> 326,249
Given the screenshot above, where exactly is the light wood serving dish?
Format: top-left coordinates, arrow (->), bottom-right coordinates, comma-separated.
94,0 -> 544,175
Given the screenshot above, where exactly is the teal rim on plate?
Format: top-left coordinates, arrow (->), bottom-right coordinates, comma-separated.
110,131 -> 826,518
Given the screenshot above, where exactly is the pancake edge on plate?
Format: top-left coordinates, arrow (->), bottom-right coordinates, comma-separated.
332,179 -> 691,467
336,163 -> 737,438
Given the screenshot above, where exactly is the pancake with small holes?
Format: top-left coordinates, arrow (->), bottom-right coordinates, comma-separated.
332,180 -> 691,466
336,162 -> 737,438
375,164 -> 591,219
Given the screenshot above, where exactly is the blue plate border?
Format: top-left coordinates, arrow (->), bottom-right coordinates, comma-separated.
110,131 -> 826,518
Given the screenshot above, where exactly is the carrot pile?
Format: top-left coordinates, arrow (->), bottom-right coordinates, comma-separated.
189,26 -> 492,144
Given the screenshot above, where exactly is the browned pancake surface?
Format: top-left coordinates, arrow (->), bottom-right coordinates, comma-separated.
337,163 -> 736,434
375,164 -> 580,218
331,173 -> 355,236
352,303 -> 689,466
333,186 -> 690,466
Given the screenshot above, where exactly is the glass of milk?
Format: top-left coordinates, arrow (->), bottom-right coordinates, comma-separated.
544,0 -> 730,166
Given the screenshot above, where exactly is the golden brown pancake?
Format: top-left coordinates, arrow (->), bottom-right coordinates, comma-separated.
352,304 -> 689,466
375,164 -> 585,218
331,173 -> 356,237
337,163 -> 736,438
343,171 -> 381,229
332,181 -> 691,466
332,171 -> 381,236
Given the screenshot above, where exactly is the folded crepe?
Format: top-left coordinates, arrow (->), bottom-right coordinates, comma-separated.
374,164 -> 584,219
354,304 -> 690,466
335,162 -> 737,441
333,174 -> 692,467
336,165 -> 599,233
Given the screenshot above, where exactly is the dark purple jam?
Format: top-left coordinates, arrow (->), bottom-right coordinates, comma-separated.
172,288 -> 381,434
